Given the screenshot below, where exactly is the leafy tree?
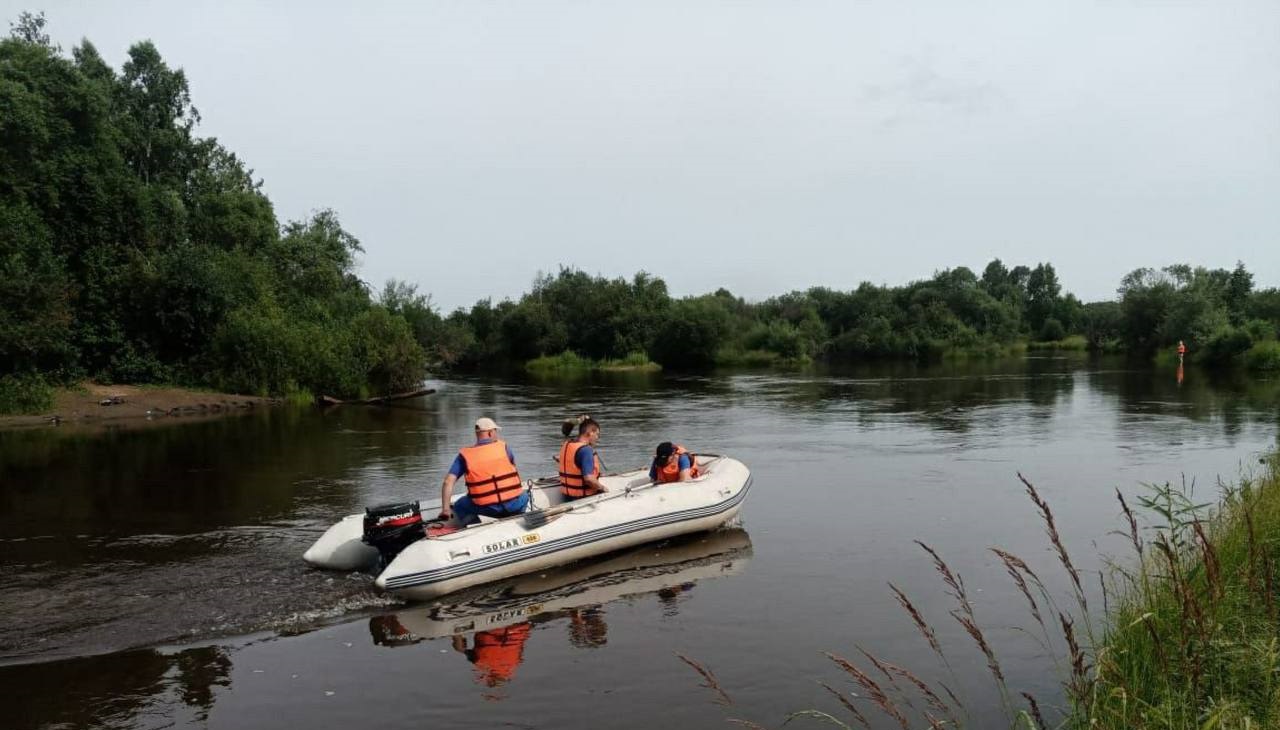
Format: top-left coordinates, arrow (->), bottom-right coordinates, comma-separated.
1225,261 -> 1253,325
649,297 -> 730,369
1081,301 -> 1122,350
1026,263 -> 1062,334
0,21 -> 428,400
9,11 -> 52,47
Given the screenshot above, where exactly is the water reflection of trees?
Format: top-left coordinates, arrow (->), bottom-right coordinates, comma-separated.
692,357 -> 1279,439
706,358 -> 1079,434
4,644 -> 231,729
1086,363 -> 1280,443
0,401 -> 467,543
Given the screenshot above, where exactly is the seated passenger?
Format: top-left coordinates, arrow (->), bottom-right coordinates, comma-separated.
650,442 -> 699,483
437,417 -> 528,524
559,417 -> 605,499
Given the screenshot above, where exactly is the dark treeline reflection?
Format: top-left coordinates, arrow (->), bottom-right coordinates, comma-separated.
3,644 -> 231,729
0,406 -> 452,542
1088,362 -> 1280,442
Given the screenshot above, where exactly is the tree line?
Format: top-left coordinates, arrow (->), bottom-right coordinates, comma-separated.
428,260 -> 1279,371
3,17 -> 1278,411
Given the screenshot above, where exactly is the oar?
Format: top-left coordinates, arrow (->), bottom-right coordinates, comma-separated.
523,479 -> 656,528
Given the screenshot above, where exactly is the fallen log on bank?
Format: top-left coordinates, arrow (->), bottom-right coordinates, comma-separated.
316,388 -> 436,408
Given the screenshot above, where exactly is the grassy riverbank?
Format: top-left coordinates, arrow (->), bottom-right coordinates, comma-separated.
1075,453 -> 1280,729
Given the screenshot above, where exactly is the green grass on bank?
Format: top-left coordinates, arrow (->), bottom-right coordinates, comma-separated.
714,348 -> 811,368
525,351 -> 661,374
941,340 -> 1029,360
1026,334 -> 1089,351
1075,453 -> 1280,729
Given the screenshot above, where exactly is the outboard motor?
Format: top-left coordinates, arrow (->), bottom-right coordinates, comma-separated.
362,501 -> 425,568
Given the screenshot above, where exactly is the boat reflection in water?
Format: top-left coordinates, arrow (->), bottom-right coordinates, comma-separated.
368,528 -> 752,691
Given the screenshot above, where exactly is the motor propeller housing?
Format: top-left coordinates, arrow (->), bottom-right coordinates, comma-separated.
362,501 -> 426,568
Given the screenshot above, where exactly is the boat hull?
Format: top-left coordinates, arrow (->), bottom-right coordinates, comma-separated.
377,456 -> 751,600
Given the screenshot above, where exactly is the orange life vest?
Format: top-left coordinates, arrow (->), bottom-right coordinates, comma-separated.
471,623 -> 531,685
459,440 -> 523,506
656,444 -> 699,484
559,439 -> 601,498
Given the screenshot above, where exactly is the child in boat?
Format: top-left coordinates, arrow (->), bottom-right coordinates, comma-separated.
559,417 -> 606,499
650,442 -> 699,483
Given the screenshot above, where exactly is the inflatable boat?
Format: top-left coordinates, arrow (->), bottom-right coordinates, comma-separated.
369,528 -> 753,644
303,455 -> 751,600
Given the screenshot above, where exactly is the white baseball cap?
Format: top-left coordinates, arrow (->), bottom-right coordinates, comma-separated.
474,417 -> 501,431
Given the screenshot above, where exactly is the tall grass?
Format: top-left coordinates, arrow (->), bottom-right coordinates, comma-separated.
525,350 -> 660,373
678,453 -> 1280,729
1082,458 -> 1280,728
1026,335 -> 1089,352
714,348 -> 811,369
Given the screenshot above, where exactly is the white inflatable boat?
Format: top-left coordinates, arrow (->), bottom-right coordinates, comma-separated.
303,455 -> 751,601
369,529 -> 753,644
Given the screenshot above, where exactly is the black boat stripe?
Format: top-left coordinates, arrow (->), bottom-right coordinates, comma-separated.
383,477 -> 752,590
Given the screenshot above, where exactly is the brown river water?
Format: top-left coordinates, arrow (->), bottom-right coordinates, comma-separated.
2,357 -> 1278,729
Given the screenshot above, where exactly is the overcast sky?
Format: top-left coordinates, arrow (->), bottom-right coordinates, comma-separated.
18,0 -> 1280,309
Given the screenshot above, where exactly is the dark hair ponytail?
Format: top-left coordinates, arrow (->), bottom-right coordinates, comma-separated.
562,414 -> 590,438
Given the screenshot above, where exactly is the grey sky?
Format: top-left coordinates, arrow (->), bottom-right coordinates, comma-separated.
20,0 -> 1280,310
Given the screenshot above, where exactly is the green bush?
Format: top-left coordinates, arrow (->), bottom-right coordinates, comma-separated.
1245,341 -> 1280,372
0,373 -> 55,414
744,320 -> 806,359
1037,317 -> 1066,342
350,306 -> 428,394
1198,325 -> 1253,365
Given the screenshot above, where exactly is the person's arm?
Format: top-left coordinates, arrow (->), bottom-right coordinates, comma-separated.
580,446 -> 606,493
438,454 -> 466,519
439,474 -> 457,519
677,453 -> 693,482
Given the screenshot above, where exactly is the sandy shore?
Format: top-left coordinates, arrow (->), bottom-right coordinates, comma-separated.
0,382 -> 279,430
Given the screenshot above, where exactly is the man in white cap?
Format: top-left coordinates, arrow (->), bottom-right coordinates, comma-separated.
437,417 -> 528,524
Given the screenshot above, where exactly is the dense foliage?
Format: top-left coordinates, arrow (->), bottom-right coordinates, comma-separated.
435,260 -> 1279,372
0,14 -> 425,401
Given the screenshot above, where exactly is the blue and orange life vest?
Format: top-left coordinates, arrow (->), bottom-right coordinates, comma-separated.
559,439 -> 602,498
459,440 -> 523,506
656,444 -> 700,484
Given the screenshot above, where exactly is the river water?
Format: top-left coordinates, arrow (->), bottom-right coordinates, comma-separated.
2,357 -> 1277,729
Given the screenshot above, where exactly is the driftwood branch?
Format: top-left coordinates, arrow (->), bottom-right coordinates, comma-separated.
316,388 -> 436,407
